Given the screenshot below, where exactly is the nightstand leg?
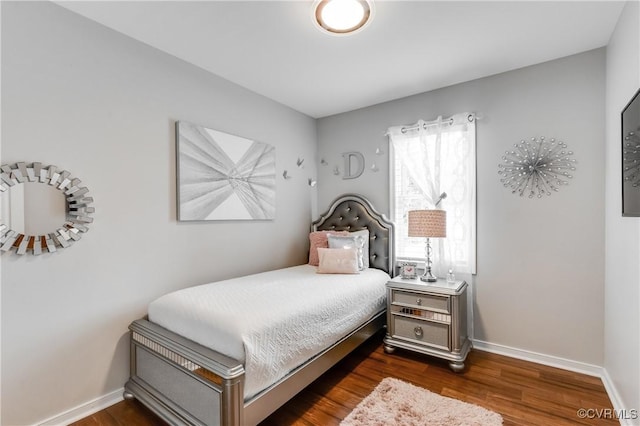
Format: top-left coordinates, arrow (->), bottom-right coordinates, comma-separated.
449,360 -> 465,373
383,344 -> 396,354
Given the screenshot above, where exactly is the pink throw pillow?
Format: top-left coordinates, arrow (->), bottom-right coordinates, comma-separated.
317,248 -> 359,274
308,230 -> 348,266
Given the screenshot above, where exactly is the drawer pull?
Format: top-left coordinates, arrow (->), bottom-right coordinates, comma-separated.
416,298 -> 422,306
414,326 -> 423,337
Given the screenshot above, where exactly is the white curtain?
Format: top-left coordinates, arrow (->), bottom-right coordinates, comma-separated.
388,113 -> 476,275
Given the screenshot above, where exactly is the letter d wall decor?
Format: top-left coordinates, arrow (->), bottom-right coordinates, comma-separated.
342,152 -> 365,180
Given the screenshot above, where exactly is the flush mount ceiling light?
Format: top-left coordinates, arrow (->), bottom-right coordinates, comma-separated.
313,0 -> 374,35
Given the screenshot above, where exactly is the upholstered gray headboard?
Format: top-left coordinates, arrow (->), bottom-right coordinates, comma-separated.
312,194 -> 395,275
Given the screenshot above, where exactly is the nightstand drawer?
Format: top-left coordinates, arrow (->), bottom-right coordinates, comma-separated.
391,315 -> 450,350
391,289 -> 450,313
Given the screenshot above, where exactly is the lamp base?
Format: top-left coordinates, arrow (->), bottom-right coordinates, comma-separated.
420,266 -> 438,282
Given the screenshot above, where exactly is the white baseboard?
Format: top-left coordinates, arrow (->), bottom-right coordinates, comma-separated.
600,369 -> 638,426
471,338 -> 603,377
36,387 -> 124,426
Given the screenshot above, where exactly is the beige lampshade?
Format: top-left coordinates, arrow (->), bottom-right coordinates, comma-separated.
408,210 -> 447,238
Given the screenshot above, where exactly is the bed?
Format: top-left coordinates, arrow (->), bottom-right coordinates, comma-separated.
123,194 -> 395,426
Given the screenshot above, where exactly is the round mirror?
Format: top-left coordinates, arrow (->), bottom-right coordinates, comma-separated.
2,182 -> 68,235
0,162 -> 94,255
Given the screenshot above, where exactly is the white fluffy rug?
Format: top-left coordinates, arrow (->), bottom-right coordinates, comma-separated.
340,377 -> 503,426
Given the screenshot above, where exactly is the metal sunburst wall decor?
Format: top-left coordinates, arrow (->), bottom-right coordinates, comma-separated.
623,131 -> 640,188
498,136 -> 576,198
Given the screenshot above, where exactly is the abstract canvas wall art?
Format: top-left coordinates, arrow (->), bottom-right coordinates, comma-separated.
176,121 -> 276,221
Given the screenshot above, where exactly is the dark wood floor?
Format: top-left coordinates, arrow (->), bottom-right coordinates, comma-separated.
72,334 -> 616,426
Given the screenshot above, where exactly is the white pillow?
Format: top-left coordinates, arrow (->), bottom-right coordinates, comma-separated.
328,234 -> 365,270
317,248 -> 360,274
328,229 -> 370,269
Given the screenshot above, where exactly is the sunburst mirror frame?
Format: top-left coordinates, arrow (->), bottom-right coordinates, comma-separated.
0,162 -> 94,255
498,136 -> 577,198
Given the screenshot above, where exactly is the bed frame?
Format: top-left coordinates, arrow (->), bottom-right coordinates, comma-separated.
123,194 -> 394,426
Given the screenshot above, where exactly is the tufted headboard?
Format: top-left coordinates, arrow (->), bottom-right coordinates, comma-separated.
312,194 -> 395,275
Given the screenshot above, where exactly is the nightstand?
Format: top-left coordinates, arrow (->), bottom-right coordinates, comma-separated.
383,275 -> 471,372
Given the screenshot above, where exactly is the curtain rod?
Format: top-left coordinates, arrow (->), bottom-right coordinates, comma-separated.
400,113 -> 478,134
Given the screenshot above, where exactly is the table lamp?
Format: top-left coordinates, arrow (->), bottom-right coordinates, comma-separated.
408,209 -> 447,282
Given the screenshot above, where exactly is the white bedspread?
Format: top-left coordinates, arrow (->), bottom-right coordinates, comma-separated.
148,264 -> 388,399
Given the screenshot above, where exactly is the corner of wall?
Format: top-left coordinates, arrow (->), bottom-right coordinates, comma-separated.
604,0 -> 640,416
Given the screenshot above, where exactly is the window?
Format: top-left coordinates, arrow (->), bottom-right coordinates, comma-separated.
388,113 -> 477,275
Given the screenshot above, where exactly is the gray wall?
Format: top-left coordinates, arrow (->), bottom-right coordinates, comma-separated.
317,49 -> 606,366
604,0 -> 640,413
2,1 -> 632,423
0,2 -> 317,424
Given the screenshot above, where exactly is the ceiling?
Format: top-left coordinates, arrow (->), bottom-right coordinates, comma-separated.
55,1 -> 625,118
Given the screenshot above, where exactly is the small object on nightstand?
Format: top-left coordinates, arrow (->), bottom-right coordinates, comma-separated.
446,269 -> 455,283
383,276 -> 471,373
399,262 -> 417,279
